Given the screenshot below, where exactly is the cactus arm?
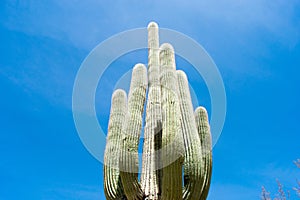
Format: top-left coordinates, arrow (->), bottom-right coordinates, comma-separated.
159,43 -> 185,200
141,22 -> 161,200
119,64 -> 148,200
194,107 -> 212,200
176,70 -> 205,200
104,89 -> 127,200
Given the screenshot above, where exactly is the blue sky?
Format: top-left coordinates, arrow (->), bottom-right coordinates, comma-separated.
1,0 -> 300,199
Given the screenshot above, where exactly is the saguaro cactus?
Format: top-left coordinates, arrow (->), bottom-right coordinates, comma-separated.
104,22 -> 212,200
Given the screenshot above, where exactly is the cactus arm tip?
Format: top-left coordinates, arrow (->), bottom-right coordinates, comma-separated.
160,43 -> 174,52
147,21 -> 159,29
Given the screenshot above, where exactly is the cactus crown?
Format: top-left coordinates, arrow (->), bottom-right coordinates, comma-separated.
104,22 -> 212,200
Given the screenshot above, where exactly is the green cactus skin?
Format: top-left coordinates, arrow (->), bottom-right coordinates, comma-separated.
119,63 -> 148,200
103,22 -> 213,200
176,70 -> 205,200
104,89 -> 127,200
195,107 -> 212,200
159,43 -> 185,200
141,22 -> 161,200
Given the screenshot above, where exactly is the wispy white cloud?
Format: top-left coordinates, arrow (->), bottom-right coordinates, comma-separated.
2,0 -> 110,50
2,0 -> 299,50
2,0 -> 299,113
0,26 -> 83,108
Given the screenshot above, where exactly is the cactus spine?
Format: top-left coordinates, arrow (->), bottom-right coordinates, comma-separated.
104,22 -> 212,200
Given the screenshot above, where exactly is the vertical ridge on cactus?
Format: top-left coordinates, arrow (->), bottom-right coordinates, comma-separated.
103,22 -> 213,200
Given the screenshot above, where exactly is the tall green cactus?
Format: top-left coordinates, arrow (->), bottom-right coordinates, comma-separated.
104,22 -> 212,200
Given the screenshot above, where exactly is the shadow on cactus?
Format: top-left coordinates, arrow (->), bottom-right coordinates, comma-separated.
104,22 -> 213,200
